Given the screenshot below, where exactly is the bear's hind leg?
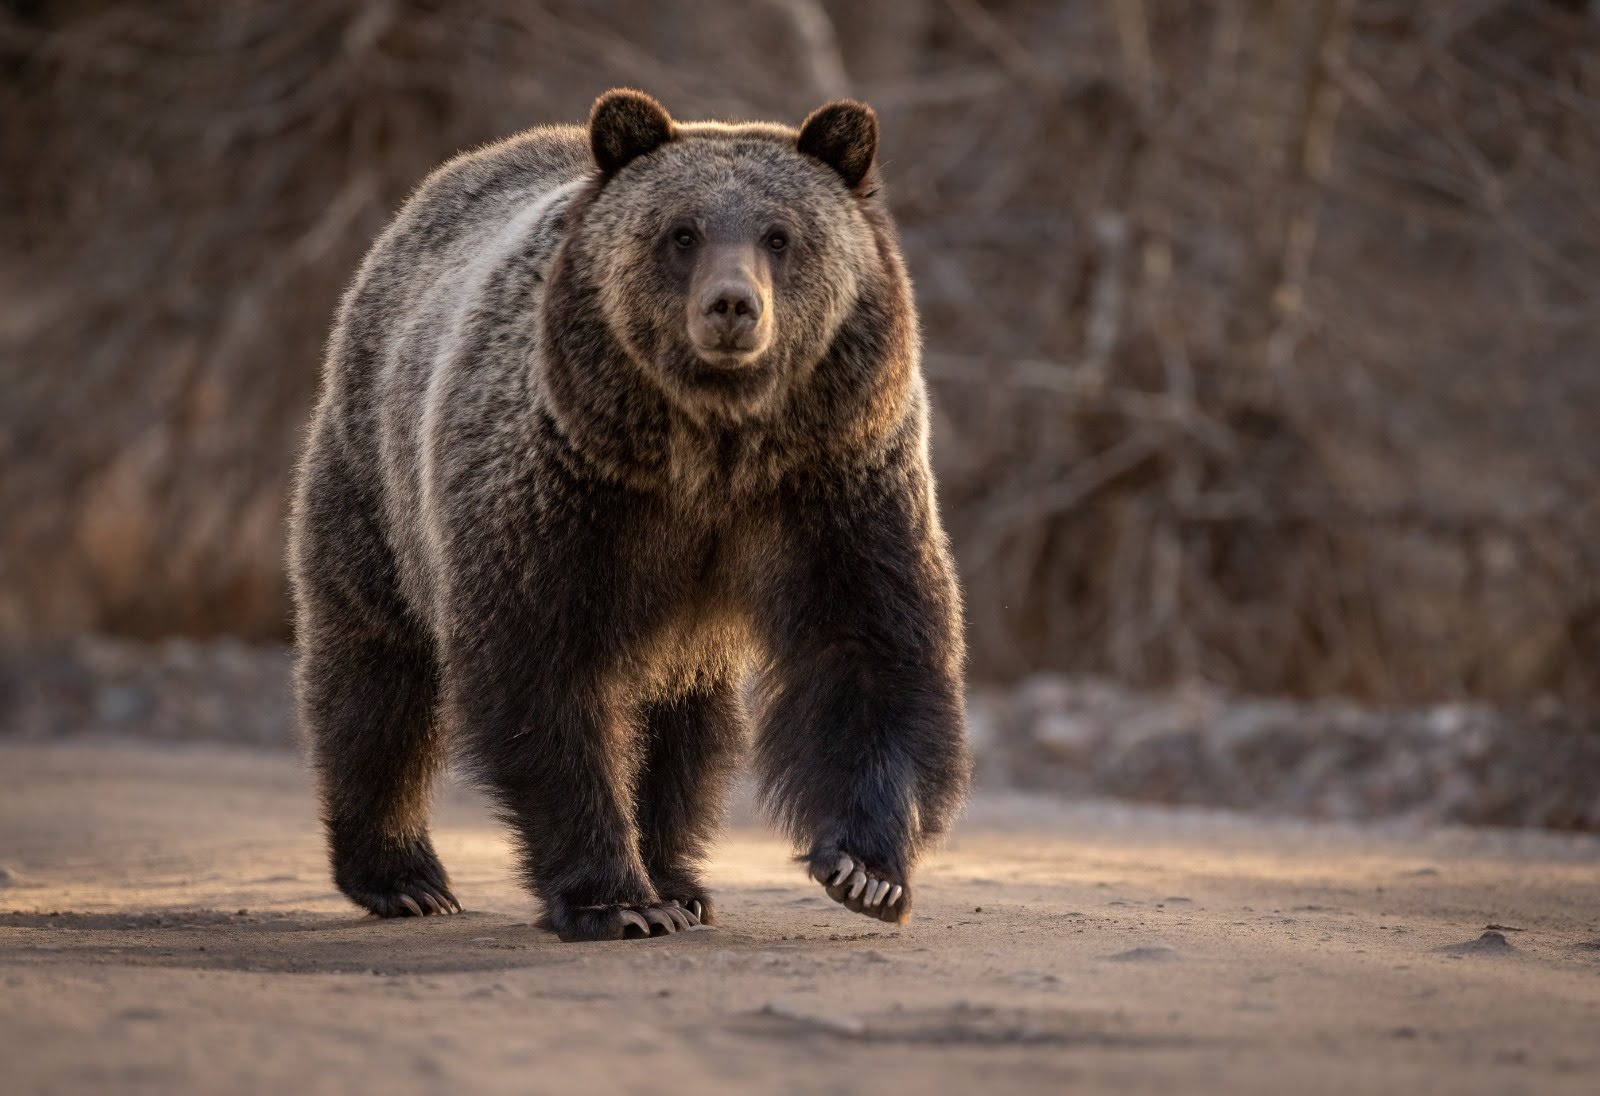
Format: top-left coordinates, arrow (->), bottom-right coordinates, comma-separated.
451,663 -> 694,941
635,680 -> 746,926
298,624 -> 458,918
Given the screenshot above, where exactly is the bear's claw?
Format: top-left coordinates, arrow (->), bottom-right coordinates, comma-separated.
811,851 -> 909,924
648,884 -> 716,927
553,899 -> 705,941
368,883 -> 460,918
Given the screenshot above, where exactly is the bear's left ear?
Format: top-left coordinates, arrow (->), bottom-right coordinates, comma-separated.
797,100 -> 878,191
589,88 -> 674,176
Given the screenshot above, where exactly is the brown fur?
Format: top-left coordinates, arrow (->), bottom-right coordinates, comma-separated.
289,90 -> 970,940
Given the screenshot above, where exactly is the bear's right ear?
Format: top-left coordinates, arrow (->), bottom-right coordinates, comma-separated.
589,89 -> 674,176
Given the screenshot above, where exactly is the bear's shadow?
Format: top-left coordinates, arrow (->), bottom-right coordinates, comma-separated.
0,908 -> 731,974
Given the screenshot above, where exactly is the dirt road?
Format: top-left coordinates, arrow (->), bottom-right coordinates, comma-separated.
2,739 -> 1597,1094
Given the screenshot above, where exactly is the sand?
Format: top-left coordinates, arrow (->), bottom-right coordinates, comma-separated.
1,738 -> 1597,1094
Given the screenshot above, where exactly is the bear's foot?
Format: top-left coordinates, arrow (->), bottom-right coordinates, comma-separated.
544,897 -> 704,942
336,842 -> 461,918
809,850 -> 909,924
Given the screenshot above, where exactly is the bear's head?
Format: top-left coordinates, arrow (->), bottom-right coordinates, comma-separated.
550,88 -> 908,423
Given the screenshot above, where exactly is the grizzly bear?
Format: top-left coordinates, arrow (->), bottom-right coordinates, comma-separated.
289,89 -> 970,941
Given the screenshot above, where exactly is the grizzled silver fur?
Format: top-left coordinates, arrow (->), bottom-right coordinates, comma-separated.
289,90 -> 969,940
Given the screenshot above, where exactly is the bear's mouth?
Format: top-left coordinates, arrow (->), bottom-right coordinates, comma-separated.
691,345 -> 765,371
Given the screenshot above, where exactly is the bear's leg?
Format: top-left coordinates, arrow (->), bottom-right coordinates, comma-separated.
298,624 -> 458,918
754,473 -> 971,926
293,439 -> 457,918
634,680 -> 746,926
451,665 -> 701,941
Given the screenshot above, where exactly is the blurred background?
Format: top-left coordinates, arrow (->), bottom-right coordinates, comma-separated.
3,0 -> 1598,827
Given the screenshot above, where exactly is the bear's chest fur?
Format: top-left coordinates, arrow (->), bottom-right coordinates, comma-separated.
601,493 -> 775,704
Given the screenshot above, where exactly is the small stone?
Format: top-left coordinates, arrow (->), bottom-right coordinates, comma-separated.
1433,930 -> 1514,955
116,1007 -> 164,1022
762,999 -> 865,1037
1106,946 -> 1177,962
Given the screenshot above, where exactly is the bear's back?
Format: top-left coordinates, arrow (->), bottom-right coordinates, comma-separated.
311,126 -> 595,628
323,125 -> 591,417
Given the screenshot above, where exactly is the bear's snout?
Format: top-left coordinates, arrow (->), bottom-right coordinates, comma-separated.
688,244 -> 772,362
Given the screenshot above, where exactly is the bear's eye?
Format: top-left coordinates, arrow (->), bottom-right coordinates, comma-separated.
766,230 -> 789,252
673,228 -> 696,249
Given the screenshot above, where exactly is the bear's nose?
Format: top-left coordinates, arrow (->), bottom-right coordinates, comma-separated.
704,285 -> 762,323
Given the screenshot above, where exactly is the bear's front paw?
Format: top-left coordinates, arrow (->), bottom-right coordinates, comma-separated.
545,898 -> 705,942
808,850 -> 910,924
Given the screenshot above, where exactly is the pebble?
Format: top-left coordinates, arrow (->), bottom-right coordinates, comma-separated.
762,999 -> 865,1037
1106,946 -> 1177,962
1434,930 -> 1514,955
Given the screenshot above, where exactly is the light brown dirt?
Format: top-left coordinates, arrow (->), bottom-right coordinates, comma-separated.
1,739 -> 1597,1095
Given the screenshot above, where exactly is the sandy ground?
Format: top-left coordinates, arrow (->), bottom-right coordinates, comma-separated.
1,740 -> 1597,1095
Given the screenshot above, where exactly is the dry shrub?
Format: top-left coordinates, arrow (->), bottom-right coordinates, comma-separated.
2,0 -> 1598,703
